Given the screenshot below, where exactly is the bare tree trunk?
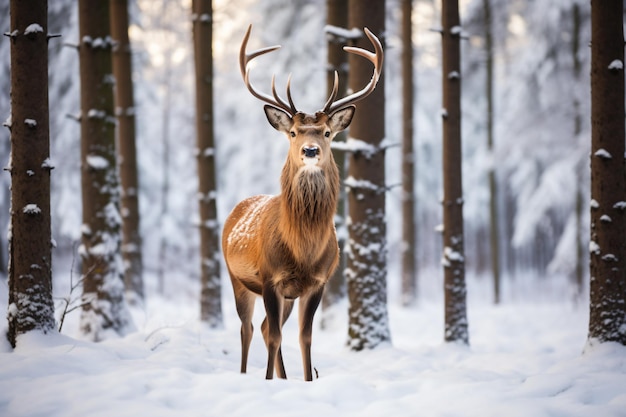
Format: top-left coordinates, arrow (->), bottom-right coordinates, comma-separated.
588,0 -> 626,345
322,0 -> 349,321
110,0 -> 144,304
345,0 -> 391,350
401,0 -> 417,306
78,0 -> 134,341
7,0 -> 56,348
482,0 -> 500,305
441,0 -> 468,345
193,0 -> 222,327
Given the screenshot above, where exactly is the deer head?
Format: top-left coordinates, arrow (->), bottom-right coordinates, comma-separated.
239,24 -> 383,170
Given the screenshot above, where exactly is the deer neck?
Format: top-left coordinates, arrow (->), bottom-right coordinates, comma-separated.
278,158 -> 339,258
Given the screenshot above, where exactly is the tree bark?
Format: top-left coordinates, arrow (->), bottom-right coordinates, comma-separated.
401,0 -> 417,306
110,0 -> 144,304
345,0 -> 391,350
193,0 -> 222,327
441,0 -> 468,345
78,0 -> 133,341
322,0 -> 349,321
588,0 -> 626,345
7,0 -> 56,348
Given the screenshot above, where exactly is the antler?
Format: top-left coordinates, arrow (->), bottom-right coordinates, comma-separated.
322,27 -> 384,115
239,25 -> 298,116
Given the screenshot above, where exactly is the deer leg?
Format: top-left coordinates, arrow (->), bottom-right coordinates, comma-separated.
262,282 -> 284,379
273,299 -> 294,378
232,278 -> 255,374
299,286 -> 324,381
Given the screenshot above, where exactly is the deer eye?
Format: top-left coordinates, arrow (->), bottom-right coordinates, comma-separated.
290,131 -> 296,138
324,131 -> 331,138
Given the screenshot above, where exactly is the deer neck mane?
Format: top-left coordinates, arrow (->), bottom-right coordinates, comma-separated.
278,157 -> 339,256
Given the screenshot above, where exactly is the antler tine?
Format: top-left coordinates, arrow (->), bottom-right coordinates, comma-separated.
322,71 -> 339,113
326,27 -> 384,115
239,24 -> 297,116
271,74 -> 298,115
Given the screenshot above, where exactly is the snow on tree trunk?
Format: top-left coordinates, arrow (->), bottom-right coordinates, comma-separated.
193,0 -> 222,328
110,0 -> 144,304
588,0 -> 626,346
6,0 -> 56,348
441,0 -> 469,345
78,0 -> 134,341
345,0 -> 391,351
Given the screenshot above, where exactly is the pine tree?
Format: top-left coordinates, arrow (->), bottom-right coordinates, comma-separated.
588,0 -> 626,345
110,0 -> 144,304
441,0 -> 468,345
78,0 -> 134,341
193,0 -> 222,327
345,0 -> 391,350
6,0 -> 56,348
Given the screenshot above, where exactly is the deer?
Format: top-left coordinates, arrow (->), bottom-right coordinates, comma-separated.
222,24 -> 383,381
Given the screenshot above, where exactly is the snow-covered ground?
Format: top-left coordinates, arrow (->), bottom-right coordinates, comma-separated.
0,271 -> 624,417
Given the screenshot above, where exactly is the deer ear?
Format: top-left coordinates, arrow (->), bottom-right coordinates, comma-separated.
264,105 -> 293,133
329,106 -> 355,133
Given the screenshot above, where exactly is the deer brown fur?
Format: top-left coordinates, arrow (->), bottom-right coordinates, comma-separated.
223,25 -> 383,381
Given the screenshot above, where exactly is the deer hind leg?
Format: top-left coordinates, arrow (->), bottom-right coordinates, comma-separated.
231,278 -> 256,374
298,286 -> 324,381
265,299 -> 294,379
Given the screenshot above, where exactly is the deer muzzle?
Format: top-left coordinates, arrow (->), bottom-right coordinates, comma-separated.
302,146 -> 320,158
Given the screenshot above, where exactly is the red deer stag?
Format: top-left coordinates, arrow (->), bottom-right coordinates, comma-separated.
223,25 -> 383,381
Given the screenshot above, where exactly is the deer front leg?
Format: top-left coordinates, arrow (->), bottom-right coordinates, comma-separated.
262,281 -> 284,379
299,285 -> 324,381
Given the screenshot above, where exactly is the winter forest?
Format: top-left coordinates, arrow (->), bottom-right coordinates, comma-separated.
1,0 -> 626,416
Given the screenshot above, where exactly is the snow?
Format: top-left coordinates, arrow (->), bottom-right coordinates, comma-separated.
450,25 -> 462,35
22,204 -> 41,215
41,158 -> 54,169
24,118 -> 37,128
86,154 -> 110,170
594,149 -> 612,159
324,25 -> 362,41
331,137 -> 378,158
24,24 -> 44,35
608,59 -> 623,70
0,277 -> 624,417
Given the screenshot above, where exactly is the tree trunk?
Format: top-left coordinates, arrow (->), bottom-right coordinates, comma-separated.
441,0 -> 469,345
78,0 -> 134,341
588,0 -> 626,345
322,0 -> 349,321
193,0 -> 222,327
345,0 -> 391,350
401,0 -> 417,306
7,0 -> 56,348
110,0 -> 144,304
482,0 -> 500,305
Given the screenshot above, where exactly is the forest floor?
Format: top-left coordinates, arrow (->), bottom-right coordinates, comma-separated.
0,268 -> 625,417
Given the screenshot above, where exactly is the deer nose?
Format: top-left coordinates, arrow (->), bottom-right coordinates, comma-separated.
303,146 -> 319,158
